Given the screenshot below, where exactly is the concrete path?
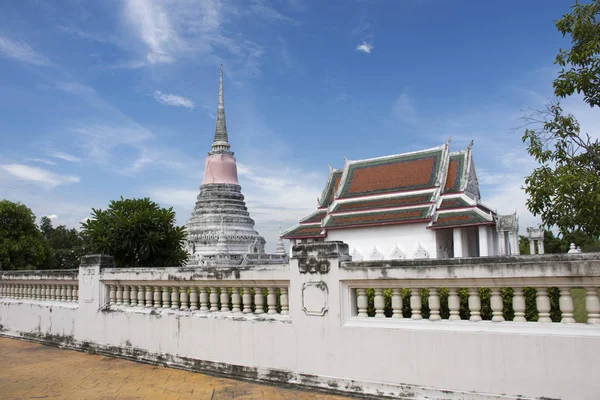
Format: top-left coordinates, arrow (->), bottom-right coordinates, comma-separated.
0,337 -> 351,400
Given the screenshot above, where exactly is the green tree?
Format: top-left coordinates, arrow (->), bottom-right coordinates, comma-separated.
81,197 -> 188,268
40,216 -> 85,269
522,0 -> 600,239
0,200 -> 48,270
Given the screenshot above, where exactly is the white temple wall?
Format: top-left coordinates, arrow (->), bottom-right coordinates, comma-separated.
326,222 -> 435,260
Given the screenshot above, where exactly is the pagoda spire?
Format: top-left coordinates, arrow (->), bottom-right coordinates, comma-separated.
210,64 -> 232,155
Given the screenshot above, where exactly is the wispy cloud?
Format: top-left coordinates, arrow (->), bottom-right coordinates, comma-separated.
154,91 -> 195,108
32,158 -> 57,166
0,164 -> 80,188
47,151 -> 82,163
0,36 -> 53,66
391,93 -> 418,124
356,41 -> 373,54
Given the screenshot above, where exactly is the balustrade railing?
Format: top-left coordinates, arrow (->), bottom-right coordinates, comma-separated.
103,284 -> 289,316
0,282 -> 79,303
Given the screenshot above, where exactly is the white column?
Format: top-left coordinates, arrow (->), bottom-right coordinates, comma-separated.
410,288 -> 422,320
448,288 -> 460,320
536,288 -> 552,323
170,286 -> 179,309
509,232 -> 520,255
529,239 -> 536,255
116,285 -> 123,305
478,225 -> 489,257
357,289 -> 368,317
145,286 -> 153,308
122,286 -> 130,306
512,288 -> 526,322
153,287 -> 161,308
220,287 -> 230,312
468,288 -> 482,321
428,288 -> 441,321
267,288 -> 277,314
137,285 -> 145,307
254,288 -> 265,314
189,287 -> 199,310
585,287 -> 600,324
231,288 -> 241,313
199,287 -> 209,312
60,285 -> 67,301
160,287 -> 169,309
66,285 -> 73,302
109,285 -> 116,305
391,288 -> 403,319
280,288 -> 289,315
538,240 -> 545,255
453,228 -> 463,258
242,288 -> 252,314
180,287 -> 189,310
209,287 -> 219,312
490,288 -> 504,322
374,288 -> 385,318
130,286 -> 138,306
559,288 -> 575,323
498,231 -> 506,255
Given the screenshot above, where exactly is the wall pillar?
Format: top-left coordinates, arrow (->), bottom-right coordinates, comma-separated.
453,228 -> 463,258
529,239 -> 536,254
478,226 -> 489,257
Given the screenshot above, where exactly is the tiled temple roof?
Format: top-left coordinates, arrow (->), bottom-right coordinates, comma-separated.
335,145 -> 447,199
429,207 -> 494,229
323,206 -> 432,229
281,141 -> 494,240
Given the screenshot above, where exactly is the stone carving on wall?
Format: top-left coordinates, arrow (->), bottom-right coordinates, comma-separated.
413,243 -> 430,259
390,245 -> 406,260
370,246 -> 384,261
302,281 -> 329,316
351,248 -> 363,262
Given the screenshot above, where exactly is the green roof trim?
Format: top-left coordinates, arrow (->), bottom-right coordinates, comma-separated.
324,206 -> 431,228
430,209 -> 493,229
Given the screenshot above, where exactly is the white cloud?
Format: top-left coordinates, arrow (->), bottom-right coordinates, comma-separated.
0,36 -> 53,66
356,41 -> 372,54
391,93 -> 418,124
47,151 -> 82,163
0,164 -> 80,188
154,91 -> 195,108
32,158 -> 57,166
45,214 -> 58,221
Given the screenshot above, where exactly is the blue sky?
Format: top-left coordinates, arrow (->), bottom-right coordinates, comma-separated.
1,0 -> 598,250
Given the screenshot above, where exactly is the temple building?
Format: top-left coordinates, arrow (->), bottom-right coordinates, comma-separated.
185,66 -> 287,266
282,140 -> 520,260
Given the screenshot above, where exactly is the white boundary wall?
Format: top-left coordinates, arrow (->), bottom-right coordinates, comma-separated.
1,246 -> 600,399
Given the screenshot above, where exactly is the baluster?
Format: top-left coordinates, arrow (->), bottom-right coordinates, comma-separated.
559,288 -> 575,323
267,288 -> 277,314
170,286 -> 179,309
180,287 -> 189,310
50,285 -> 56,301
32,284 -> 37,299
25,284 -> 30,299
254,288 -> 265,314
231,288 -> 241,313
491,288 -> 505,322
391,288 -> 403,319
122,285 -> 130,306
137,285 -> 145,307
199,287 -> 209,311
357,288 -> 368,317
130,286 -> 138,306
36,284 -> 42,300
162,287 -> 171,309
30,284 -> 35,300
536,287 -> 552,323
448,288 -> 460,320
189,287 -> 199,310
61,284 -> 67,301
153,287 -> 161,308
144,286 -> 153,308
585,287 -> 600,324
66,285 -> 72,302
109,284 -> 116,305
410,288 -> 422,320
512,288 -> 526,322
220,287 -> 230,312
116,285 -> 123,305
12,284 -> 16,298
73,285 -> 79,302
374,288 -> 385,318
468,288 -> 482,321
209,287 -> 219,312
280,288 -> 289,315
242,288 -> 252,314
20,284 -> 25,299
428,288 -> 441,321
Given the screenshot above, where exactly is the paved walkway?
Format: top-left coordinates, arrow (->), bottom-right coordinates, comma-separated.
0,337 -> 350,400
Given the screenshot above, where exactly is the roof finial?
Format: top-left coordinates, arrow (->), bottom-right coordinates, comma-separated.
446,137 -> 452,145
467,139 -> 474,149
210,64 -> 232,155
